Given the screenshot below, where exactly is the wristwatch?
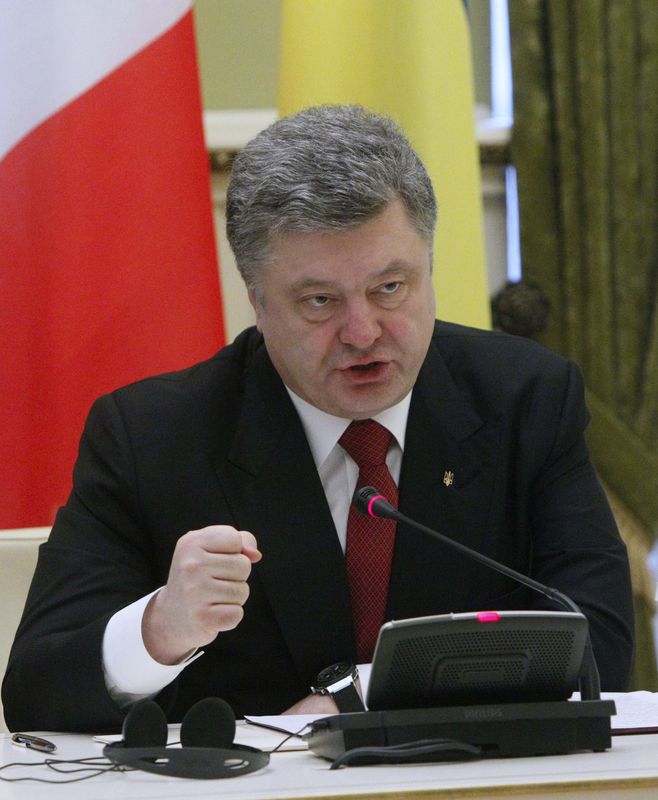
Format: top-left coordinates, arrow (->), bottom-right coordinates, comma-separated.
311,662 -> 365,713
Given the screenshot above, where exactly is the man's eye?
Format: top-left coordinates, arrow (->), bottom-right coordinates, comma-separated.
380,282 -> 401,294
307,295 -> 331,308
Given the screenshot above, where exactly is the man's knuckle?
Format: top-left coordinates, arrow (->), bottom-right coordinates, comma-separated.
237,555 -> 252,578
179,556 -> 202,577
219,606 -> 244,631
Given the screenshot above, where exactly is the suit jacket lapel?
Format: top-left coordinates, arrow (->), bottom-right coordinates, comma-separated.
209,331 -> 504,671
388,337 -> 503,619
211,344 -> 355,679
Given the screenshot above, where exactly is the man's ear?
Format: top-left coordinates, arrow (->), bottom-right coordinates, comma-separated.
247,286 -> 263,332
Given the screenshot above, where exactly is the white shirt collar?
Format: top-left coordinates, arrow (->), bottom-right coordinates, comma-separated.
286,388 -> 412,470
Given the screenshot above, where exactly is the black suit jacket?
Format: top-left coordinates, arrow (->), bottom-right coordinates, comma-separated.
2,322 -> 634,732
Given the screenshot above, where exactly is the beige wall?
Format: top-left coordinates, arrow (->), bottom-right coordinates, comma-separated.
195,0 -> 281,110
194,0 -> 491,112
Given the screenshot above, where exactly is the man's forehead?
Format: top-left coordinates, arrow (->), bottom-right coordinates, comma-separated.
285,261 -> 420,293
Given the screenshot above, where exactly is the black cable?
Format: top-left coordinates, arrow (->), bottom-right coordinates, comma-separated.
270,723 -> 310,753
329,737 -> 482,769
0,756 -> 127,784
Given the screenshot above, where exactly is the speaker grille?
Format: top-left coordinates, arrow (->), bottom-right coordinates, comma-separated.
387,629 -> 576,703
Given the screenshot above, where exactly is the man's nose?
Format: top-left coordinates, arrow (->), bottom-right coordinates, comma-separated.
338,300 -> 382,349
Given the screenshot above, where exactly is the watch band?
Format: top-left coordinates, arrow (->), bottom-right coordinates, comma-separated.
311,663 -> 366,713
331,680 -> 365,713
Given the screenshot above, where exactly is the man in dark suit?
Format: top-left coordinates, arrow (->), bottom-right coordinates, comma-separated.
3,105 -> 634,733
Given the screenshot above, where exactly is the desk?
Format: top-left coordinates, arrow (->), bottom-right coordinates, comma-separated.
1,727 -> 657,800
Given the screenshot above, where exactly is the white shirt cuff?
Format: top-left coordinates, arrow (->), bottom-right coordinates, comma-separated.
102,589 -> 203,707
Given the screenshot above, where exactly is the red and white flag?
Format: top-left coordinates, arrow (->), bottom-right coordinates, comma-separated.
0,1 -> 225,528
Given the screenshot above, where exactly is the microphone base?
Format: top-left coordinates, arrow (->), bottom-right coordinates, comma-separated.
305,700 -> 615,763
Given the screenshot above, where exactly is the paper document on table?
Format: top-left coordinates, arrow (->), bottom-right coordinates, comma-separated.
574,691 -> 658,734
240,715 -> 322,751
243,663 -> 372,740
243,714 -> 319,736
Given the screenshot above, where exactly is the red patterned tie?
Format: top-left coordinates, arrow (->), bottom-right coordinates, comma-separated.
339,419 -> 398,663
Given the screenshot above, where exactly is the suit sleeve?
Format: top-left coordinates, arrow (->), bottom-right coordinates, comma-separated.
1,393 -> 177,732
526,360 -> 634,691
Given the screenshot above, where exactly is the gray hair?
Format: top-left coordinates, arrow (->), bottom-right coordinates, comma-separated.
226,104 -> 437,288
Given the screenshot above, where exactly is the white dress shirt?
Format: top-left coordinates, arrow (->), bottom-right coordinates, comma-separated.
287,389 -> 410,551
102,390 -> 411,705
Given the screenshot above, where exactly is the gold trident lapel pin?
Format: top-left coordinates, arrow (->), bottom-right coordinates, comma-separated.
443,470 -> 454,487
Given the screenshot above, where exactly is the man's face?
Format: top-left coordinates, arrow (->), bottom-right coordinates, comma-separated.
249,199 -> 436,419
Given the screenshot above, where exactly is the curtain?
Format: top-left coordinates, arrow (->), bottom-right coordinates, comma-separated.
509,0 -> 658,688
509,0 -> 658,531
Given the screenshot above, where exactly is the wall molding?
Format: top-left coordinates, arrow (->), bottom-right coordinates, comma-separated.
204,109 -> 277,152
203,109 -> 512,158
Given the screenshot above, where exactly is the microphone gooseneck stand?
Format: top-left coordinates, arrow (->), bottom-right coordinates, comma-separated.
304,486 -> 615,765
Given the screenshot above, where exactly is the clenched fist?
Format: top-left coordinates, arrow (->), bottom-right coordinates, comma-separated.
142,525 -> 261,665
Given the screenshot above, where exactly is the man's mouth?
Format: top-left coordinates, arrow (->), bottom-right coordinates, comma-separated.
339,360 -> 391,382
349,361 -> 381,371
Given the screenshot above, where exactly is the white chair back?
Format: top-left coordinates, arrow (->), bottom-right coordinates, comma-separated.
0,527 -> 50,732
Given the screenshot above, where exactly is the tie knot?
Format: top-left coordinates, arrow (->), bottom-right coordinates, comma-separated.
338,420 -> 393,468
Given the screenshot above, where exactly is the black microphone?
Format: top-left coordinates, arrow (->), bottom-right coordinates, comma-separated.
354,485 -> 601,700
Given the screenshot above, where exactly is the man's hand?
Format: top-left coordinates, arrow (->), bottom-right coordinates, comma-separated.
282,676 -> 363,715
142,525 -> 261,665
282,694 -> 339,715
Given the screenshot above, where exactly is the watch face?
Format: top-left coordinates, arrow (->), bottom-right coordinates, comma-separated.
314,662 -> 354,690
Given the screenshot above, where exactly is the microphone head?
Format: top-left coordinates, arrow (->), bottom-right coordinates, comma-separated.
354,486 -> 398,519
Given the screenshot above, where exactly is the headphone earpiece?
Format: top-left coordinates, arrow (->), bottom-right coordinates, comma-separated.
103,697 -> 269,779
120,698 -> 168,748
179,696 -> 235,748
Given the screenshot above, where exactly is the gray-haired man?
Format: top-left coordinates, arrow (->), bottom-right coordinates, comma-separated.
3,106 -> 634,732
